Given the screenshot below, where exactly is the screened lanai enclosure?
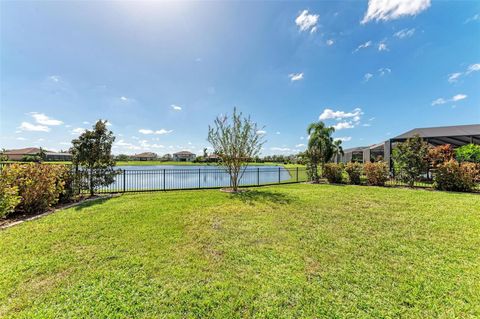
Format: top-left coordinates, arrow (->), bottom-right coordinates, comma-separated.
334,124 -> 480,170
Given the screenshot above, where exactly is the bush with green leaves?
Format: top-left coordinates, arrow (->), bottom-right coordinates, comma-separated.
392,134 -> 429,187
434,160 -> 477,192
455,144 -> 480,163
0,163 -> 70,213
364,162 -> 389,186
323,163 -> 344,184
345,162 -> 362,185
0,184 -> 20,218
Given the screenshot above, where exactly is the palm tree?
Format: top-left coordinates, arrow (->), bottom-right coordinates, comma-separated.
306,121 -> 336,182
332,139 -> 344,162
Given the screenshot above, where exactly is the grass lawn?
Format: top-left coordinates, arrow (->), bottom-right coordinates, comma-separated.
1,184 -> 479,318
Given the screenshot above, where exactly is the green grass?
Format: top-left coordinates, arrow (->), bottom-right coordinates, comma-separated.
1,184 -> 479,318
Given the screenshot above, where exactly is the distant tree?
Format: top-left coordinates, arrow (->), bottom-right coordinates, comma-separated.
207,108 -> 265,192
0,149 -> 7,162
306,121 -> 338,182
332,139 -> 344,162
116,154 -> 130,161
22,155 -> 42,163
203,148 -> 208,158
38,147 -> 46,161
70,120 -> 117,196
392,134 -> 429,187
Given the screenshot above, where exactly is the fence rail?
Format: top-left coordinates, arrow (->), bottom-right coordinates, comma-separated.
1,163 -> 479,193
93,167 -> 306,193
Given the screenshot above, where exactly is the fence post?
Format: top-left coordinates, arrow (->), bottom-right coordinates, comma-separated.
122,169 -> 126,193
198,168 -> 201,188
163,169 -> 166,190
257,167 -> 260,186
296,167 -> 299,182
278,167 -> 281,184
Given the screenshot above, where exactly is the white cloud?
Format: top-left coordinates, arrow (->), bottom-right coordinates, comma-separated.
289,72 -> 304,81
447,63 -> 480,83
82,121 -> 90,125
48,75 -> 61,83
361,0 -> 431,24
270,147 -> 291,152
333,122 -> 355,130
448,72 -> 462,83
394,28 -> 416,39
432,94 -> 467,106
18,122 -> 50,132
431,98 -> 447,106
334,136 -> 352,142
139,129 -> 173,135
29,112 -> 63,126
465,13 -> 480,24
120,96 -> 129,101
171,104 -> 182,111
326,39 -> 334,46
466,63 -> 480,74
364,73 -> 374,82
16,137 -> 27,141
378,67 -> 391,76
71,127 -> 86,135
362,123 -> 371,127
300,136 -> 304,140
295,144 -> 306,148
295,10 -> 319,33
276,131 -> 281,135
256,130 -> 267,135
319,107 -> 363,120
353,40 -> 372,53
378,42 -> 389,51
452,94 -> 467,101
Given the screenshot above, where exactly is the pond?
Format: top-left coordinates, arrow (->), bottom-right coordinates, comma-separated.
99,165 -> 299,192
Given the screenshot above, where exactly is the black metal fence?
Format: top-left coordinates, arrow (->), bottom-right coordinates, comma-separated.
1,163 -> 478,193
93,167 -> 307,193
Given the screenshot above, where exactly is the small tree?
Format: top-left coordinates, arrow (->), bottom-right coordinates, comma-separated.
305,121 -> 338,182
207,108 -> 265,192
456,144 -> 480,163
70,120 -> 117,196
392,134 -> 429,187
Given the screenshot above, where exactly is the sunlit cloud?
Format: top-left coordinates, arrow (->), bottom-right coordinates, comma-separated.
319,108 -> 363,120
171,104 -> 182,111
289,72 -> 304,81
139,129 -> 173,135
18,122 -> 50,132
29,112 -> 63,126
361,0 -> 431,24
394,28 -> 416,39
353,40 -> 372,53
295,10 -> 319,33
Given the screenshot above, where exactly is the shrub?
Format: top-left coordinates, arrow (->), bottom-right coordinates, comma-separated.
364,162 -> 389,186
456,144 -> 480,163
1,163 -> 71,213
345,162 -> 362,185
392,134 -> 429,187
0,184 -> 21,218
434,160 -> 477,192
323,163 -> 343,184
428,144 -> 454,168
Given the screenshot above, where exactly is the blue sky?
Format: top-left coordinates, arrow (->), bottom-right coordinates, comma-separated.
1,0 -> 479,155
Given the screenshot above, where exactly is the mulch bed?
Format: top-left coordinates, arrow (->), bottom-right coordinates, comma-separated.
0,194 -> 119,229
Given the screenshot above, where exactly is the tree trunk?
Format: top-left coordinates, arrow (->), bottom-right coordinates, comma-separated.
89,168 -> 94,197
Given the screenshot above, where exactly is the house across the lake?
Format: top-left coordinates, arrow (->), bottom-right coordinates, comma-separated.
130,152 -> 157,161
2,147 -> 72,161
173,151 -> 196,162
